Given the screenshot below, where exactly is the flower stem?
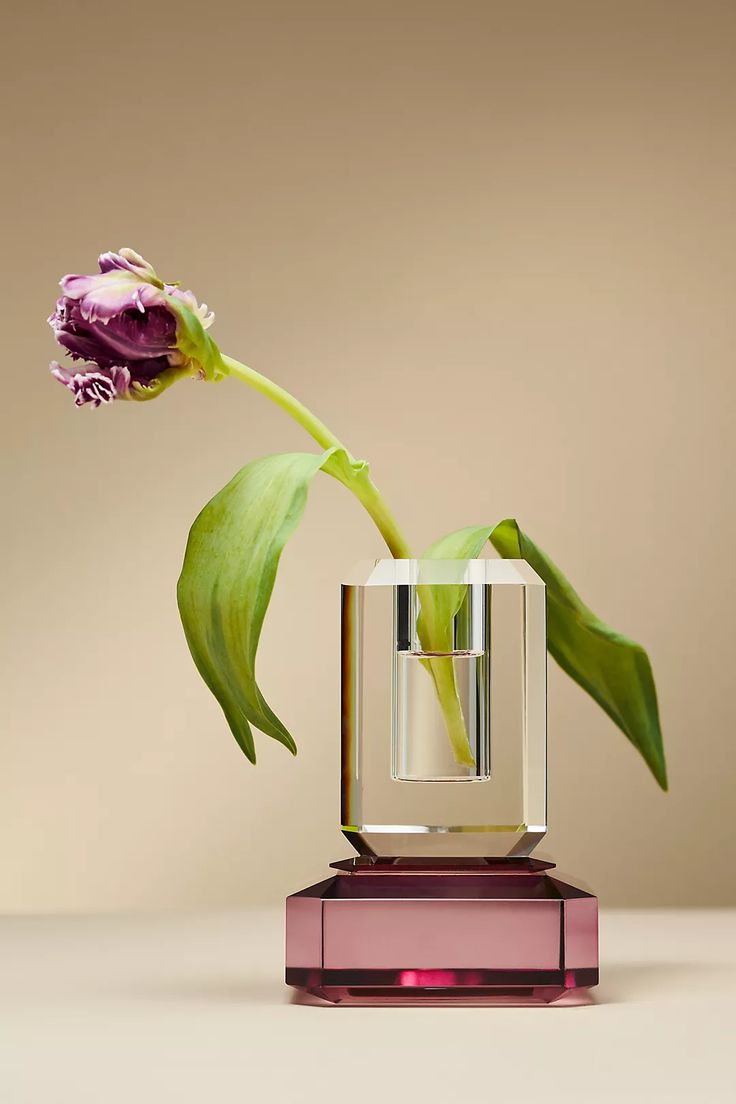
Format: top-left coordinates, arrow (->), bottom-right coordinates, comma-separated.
221,354 -> 412,558
430,657 -> 477,767
221,355 -> 342,453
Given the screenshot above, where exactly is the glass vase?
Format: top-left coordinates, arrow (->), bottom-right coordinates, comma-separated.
286,558 -> 598,1006
341,558 -> 546,856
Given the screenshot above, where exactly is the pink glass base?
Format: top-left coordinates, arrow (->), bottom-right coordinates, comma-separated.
286,858 -> 598,1006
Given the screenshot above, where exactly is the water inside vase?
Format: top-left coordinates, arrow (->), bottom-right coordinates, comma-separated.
393,648 -> 490,782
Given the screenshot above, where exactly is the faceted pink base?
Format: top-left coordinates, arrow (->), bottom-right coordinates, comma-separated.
286,858 -> 598,1006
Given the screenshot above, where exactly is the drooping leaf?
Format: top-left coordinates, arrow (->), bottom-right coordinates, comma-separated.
421,522 -> 667,790
177,448 -> 353,762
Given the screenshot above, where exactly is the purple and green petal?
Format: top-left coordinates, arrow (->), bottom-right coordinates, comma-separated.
97,248 -> 159,279
49,248 -> 220,406
59,270 -> 166,323
50,361 -> 131,407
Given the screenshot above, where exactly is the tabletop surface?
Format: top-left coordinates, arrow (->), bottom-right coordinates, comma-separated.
2,907 -> 734,1103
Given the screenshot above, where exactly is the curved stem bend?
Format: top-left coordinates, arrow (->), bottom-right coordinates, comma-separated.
221,354 -> 412,558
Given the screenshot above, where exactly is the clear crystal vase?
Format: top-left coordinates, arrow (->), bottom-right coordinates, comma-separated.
286,559 -> 598,1006
341,558 -> 547,856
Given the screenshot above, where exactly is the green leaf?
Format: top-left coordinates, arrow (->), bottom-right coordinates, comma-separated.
177,448 -> 348,762
418,527 -> 491,650
422,522 -> 667,790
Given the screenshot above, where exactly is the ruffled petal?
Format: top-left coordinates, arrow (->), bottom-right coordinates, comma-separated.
98,248 -> 157,278
50,360 -> 76,386
60,272 -> 166,323
50,361 -> 130,406
109,365 -> 132,394
168,285 -> 215,329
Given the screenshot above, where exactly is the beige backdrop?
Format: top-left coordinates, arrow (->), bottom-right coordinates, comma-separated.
2,0 -> 735,911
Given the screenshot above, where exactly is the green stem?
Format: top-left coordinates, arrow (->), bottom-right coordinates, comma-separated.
221,354 -> 412,558
221,355 -> 342,453
220,351 -> 473,765
429,656 -> 476,767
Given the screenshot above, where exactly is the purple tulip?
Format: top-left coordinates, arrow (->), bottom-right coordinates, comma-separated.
50,362 -> 131,408
49,249 -> 215,406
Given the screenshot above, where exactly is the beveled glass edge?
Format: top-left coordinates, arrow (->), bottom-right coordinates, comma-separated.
342,558 -> 544,587
341,823 -> 547,834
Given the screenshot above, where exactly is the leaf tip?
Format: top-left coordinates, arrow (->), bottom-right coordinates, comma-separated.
241,741 -> 257,765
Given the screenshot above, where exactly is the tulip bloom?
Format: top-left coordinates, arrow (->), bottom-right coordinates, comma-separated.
49,249 -> 216,406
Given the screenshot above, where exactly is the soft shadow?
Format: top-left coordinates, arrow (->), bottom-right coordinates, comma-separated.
117,964 -> 735,1009
289,988 -> 596,1009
